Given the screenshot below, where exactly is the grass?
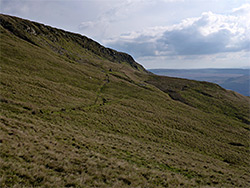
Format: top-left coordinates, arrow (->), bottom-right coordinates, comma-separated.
0,14 -> 250,187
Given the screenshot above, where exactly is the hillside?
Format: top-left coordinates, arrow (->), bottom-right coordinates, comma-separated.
0,14 -> 250,187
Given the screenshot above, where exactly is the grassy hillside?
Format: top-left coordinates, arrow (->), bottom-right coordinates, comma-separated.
0,14 -> 250,187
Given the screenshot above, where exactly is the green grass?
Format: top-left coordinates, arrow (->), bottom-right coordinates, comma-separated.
0,14 -> 250,187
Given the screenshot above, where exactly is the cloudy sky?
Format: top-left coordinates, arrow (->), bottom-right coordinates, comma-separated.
1,0 -> 250,69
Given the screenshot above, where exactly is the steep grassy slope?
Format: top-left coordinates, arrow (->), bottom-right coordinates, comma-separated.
0,14 -> 250,187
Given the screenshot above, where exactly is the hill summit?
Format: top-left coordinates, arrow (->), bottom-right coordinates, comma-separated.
0,14 -> 249,187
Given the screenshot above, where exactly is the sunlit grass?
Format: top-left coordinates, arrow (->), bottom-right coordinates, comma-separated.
0,14 -> 249,187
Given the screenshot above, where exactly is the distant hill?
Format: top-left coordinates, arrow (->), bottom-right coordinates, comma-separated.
149,69 -> 250,96
1,14 -> 250,187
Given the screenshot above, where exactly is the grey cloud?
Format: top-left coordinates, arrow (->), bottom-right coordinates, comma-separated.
108,41 -> 157,58
79,21 -> 95,30
160,25 -> 231,55
0,0 -> 30,15
169,15 -> 249,55
106,8 -> 250,58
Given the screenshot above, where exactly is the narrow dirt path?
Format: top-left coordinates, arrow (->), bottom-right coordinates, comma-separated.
94,73 -> 110,105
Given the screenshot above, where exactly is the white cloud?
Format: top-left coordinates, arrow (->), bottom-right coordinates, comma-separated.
1,0 -> 249,68
78,0 -> 158,39
232,3 -> 250,15
105,4 -> 250,59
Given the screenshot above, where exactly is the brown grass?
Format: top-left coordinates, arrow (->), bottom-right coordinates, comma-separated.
0,14 -> 250,187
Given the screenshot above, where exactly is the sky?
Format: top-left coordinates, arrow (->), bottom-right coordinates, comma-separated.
1,0 -> 250,69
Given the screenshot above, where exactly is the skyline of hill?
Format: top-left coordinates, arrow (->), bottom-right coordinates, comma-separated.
0,14 -> 249,187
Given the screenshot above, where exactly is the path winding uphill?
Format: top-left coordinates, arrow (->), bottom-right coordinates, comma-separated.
0,14 -> 250,187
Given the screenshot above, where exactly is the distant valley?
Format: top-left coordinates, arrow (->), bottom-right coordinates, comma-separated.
1,14 -> 250,187
149,69 -> 250,96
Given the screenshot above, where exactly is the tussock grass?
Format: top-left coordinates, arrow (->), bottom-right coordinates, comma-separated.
0,14 -> 250,187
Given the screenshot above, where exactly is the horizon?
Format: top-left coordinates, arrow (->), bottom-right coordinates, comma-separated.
1,12 -> 250,187
1,0 -> 249,69
148,67 -> 249,96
